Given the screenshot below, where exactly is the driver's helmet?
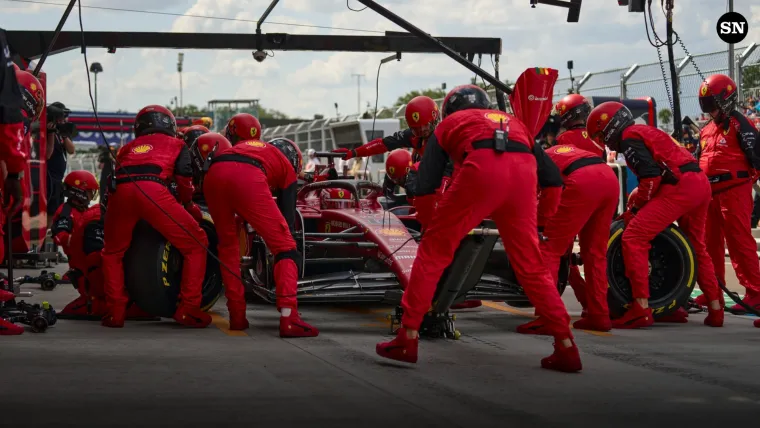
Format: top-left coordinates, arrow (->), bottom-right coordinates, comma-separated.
320,188 -> 355,209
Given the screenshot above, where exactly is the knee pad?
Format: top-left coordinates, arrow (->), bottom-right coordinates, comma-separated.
274,249 -> 302,274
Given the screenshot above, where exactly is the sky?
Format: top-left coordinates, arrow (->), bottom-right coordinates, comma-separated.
2,0 -> 759,120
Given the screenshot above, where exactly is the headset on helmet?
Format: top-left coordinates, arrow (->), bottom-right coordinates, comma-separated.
269,137 -> 303,175
63,170 -> 99,209
225,113 -> 262,145
16,69 -> 45,121
441,84 -> 491,118
134,105 -> 177,138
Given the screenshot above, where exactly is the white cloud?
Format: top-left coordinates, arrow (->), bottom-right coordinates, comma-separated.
7,0 -> 752,120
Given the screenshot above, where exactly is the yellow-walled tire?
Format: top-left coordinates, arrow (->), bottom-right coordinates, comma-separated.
606,220 -> 696,318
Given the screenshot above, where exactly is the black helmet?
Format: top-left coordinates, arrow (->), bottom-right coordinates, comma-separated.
134,105 -> 177,138
441,84 -> 491,118
269,138 -> 303,175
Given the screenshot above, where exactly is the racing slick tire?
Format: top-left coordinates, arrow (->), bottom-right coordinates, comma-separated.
606,220 -> 696,319
123,215 -> 224,318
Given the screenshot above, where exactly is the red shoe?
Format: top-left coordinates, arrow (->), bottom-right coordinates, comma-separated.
376,327 -> 418,363
60,296 -> 90,316
703,308 -> 724,327
101,305 -> 126,328
229,310 -> 249,331
0,288 -> 14,303
540,340 -> 582,373
173,306 -> 212,328
656,307 -> 689,323
0,318 -> 24,335
611,302 -> 653,329
125,303 -> 156,320
451,300 -> 483,310
754,319 -> 760,328
280,313 -> 319,338
728,293 -> 760,314
516,318 -> 552,336
573,315 -> 611,332
693,294 -> 708,307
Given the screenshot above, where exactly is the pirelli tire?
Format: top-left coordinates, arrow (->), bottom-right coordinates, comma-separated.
124,213 -> 224,318
606,220 -> 696,319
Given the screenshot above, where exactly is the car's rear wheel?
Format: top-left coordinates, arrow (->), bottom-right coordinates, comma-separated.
606,220 -> 696,318
124,216 -> 224,318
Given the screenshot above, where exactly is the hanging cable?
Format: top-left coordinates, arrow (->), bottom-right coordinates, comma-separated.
346,0 -> 367,12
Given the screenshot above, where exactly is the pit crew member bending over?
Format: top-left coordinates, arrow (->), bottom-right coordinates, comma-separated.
587,102 -> 724,328
518,145 -> 619,334
376,85 -> 581,372
695,74 -> 760,314
101,105 -> 209,328
201,134 -> 319,337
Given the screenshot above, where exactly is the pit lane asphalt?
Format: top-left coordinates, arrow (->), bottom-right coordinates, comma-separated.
2,263 -> 759,428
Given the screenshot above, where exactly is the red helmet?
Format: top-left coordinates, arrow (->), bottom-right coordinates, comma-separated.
385,149 -> 413,185
192,117 -> 213,128
554,94 -> 591,128
225,113 -> 262,145
63,170 -> 99,209
586,101 -> 634,151
16,69 -> 45,121
441,85 -> 490,118
405,96 -> 440,138
269,137 -> 303,175
182,125 -> 209,147
191,132 -> 231,173
134,105 -> 177,138
699,74 -> 738,118
320,188 -> 355,210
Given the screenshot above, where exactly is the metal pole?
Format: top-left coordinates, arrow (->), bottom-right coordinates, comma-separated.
32,0 -> 77,76
94,72 -> 98,111
665,1 -> 682,141
351,73 -> 363,115
728,0 -> 735,81
355,0 -> 511,95
179,71 -> 183,116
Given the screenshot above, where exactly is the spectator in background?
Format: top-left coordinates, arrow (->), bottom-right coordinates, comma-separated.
303,148 -> 321,174
45,102 -> 76,228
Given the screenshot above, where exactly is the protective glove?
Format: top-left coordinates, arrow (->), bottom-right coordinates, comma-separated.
3,173 -> 23,217
615,209 -> 637,227
331,148 -> 355,160
185,203 -> 204,224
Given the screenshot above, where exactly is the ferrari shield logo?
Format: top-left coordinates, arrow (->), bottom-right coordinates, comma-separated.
700,85 -> 708,96
388,166 -> 395,175
338,190 -> 345,198
131,144 -> 153,154
600,113 -> 609,121
581,131 -> 589,139
250,128 -> 258,137
411,112 -> 420,122
201,144 -> 209,152
74,179 -> 81,185
325,222 -> 331,232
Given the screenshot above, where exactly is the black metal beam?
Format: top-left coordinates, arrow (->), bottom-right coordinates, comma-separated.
5,31 -> 501,60
256,0 -> 280,51
356,0 -> 512,95
32,0 -> 76,76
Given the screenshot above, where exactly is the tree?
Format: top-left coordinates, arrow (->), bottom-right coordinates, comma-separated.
658,108 -> 673,131
743,63 -> 760,92
394,88 -> 447,106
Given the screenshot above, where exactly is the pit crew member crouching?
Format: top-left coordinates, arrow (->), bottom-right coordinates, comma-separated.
101,105 -> 209,329
517,145 -> 619,334
380,149 -> 414,209
587,102 -> 723,328
200,134 -> 319,337
376,85 -> 581,373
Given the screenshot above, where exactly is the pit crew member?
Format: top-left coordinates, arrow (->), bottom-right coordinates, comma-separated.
224,113 -> 262,145
380,149 -> 414,208
694,74 -> 760,314
0,32 -> 36,335
182,124 -> 209,148
201,134 -> 319,337
376,85 -> 582,373
332,95 -> 439,163
518,145 -> 619,333
101,105 -> 209,328
587,101 -> 723,328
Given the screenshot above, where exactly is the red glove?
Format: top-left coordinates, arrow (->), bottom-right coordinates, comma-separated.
332,148 -> 354,160
615,209 -> 636,227
185,203 -> 204,224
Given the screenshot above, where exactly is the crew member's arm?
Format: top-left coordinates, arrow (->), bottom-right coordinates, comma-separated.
81,219 -> 105,292
50,204 -> 74,254
173,145 -> 202,221
0,30 -> 26,177
620,138 -> 662,209
277,162 -> 299,233
729,111 -> 760,171
341,129 -> 415,159
534,144 -> 563,230
405,133 -> 448,197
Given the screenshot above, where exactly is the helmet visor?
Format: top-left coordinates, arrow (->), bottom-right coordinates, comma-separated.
699,96 -> 718,114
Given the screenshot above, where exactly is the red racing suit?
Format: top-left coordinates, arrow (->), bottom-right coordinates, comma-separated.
403,108 -> 573,340
0,29 -> 26,180
50,203 -> 84,255
554,126 -> 607,309
695,112 -> 760,297
619,124 -> 720,303
102,133 -> 208,313
539,145 -> 619,317
353,128 -> 427,162
203,140 -> 300,313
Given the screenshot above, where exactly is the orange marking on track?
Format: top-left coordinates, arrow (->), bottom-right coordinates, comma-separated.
480,301 -> 612,337
210,312 -> 248,337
